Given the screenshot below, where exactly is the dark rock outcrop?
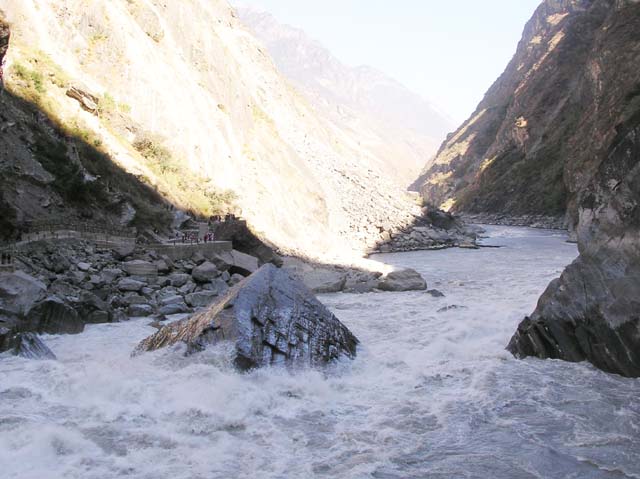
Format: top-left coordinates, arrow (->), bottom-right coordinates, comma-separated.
508,112 -> 640,376
66,85 -> 99,114
12,333 -> 57,360
410,0 -> 640,376
133,264 -> 358,370
26,296 -> 84,335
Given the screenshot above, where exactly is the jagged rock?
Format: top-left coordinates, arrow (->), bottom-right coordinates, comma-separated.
202,278 -> 230,295
377,268 -> 427,292
0,272 -> 47,316
12,333 -> 57,360
133,264 -> 359,370
191,251 -> 206,265
185,291 -> 218,308
113,242 -> 136,259
178,281 -> 196,294
158,301 -> 190,316
155,259 -> 171,274
77,262 -> 91,272
120,293 -> 144,305
117,278 -> 146,292
282,258 -> 347,293
72,291 -> 112,324
508,246 -> 640,377
127,304 -> 154,317
26,296 -> 84,335
208,254 -> 232,272
217,250 -> 259,276
123,260 -> 158,277
343,271 -> 382,294
169,273 -> 191,288
160,295 -> 184,306
66,85 -> 99,114
42,253 -> 71,273
101,268 -> 124,283
191,261 -> 219,283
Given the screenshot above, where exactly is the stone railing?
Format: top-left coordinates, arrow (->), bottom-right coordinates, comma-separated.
13,220 -> 136,251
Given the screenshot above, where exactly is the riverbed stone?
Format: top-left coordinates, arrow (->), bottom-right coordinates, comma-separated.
191,262 -> 219,283
202,278 -> 229,295
133,264 -> 359,370
185,291 -> 219,308
117,278 -> 146,292
169,273 -> 191,288
128,304 -> 154,317
158,301 -> 190,316
377,268 -> 427,292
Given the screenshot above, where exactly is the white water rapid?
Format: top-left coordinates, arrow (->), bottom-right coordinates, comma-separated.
1,226 -> 639,478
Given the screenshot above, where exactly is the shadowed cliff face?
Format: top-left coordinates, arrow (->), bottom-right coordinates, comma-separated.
415,0 -> 640,228
0,0 -> 422,260
0,16 -> 176,239
502,0 -> 640,377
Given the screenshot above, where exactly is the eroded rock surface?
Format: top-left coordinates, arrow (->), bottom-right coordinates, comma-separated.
134,264 -> 358,370
508,117 -> 640,376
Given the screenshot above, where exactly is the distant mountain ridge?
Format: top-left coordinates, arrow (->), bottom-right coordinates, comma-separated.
237,6 -> 454,186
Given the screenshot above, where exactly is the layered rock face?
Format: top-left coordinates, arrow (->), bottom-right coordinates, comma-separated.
414,0 -> 639,228
508,111 -> 640,377
497,0 -> 640,376
134,264 -> 359,370
0,0 -> 424,258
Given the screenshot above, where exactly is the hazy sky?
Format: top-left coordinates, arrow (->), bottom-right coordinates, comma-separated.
238,0 -> 542,123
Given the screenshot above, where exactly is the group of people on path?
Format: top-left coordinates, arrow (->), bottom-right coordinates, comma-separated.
174,231 -> 215,245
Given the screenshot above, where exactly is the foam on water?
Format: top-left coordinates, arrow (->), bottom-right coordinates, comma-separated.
1,226 -> 639,479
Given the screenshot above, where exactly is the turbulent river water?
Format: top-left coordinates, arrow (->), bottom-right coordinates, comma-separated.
2,226 -> 639,479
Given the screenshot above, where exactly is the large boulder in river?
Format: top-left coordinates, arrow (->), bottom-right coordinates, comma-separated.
377,268 -> 427,292
281,257 -> 347,293
133,264 -> 358,369
0,272 -> 47,316
25,296 -> 84,335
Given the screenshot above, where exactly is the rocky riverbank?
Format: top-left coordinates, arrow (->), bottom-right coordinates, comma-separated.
0,230 -> 434,359
371,209 -> 480,253
0,238 -> 262,357
460,214 -> 567,231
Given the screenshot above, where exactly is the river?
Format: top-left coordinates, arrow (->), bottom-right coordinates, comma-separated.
1,226 -> 639,478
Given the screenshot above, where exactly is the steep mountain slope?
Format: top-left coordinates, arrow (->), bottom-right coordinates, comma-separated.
414,0 -> 639,228
433,0 -> 640,376
0,0 -> 421,260
238,7 -> 454,187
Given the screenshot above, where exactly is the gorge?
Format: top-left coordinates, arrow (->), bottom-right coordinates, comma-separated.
1,0 -> 639,477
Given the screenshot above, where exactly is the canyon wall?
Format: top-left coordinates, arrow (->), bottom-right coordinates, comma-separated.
0,0 -> 422,260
